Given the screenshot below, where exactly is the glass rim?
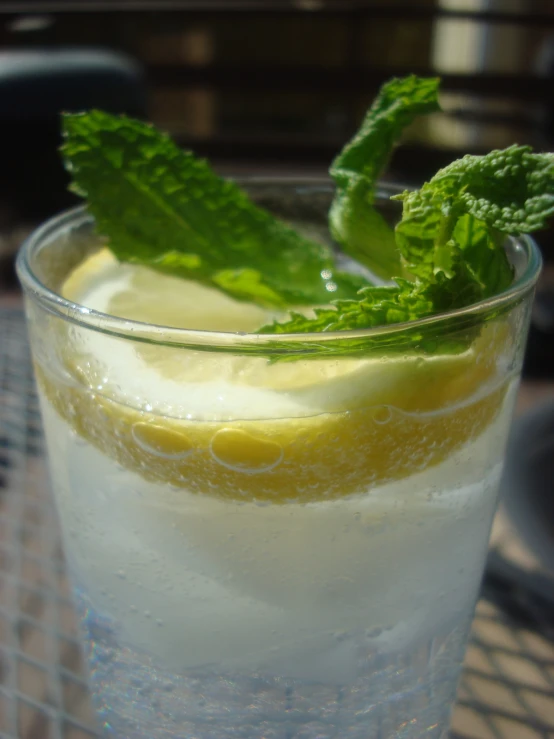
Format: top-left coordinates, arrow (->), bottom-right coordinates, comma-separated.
16,178 -> 542,353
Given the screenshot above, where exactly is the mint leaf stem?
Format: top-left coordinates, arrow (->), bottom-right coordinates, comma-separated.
436,213 -> 458,250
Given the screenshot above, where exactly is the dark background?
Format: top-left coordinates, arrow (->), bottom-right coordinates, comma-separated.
0,0 -> 553,280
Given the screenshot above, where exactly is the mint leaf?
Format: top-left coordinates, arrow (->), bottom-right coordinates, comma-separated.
62,110 -> 365,308
394,145 -> 554,299
453,215 -> 514,299
256,276 -> 484,360
329,75 -> 441,280
261,279 -> 433,334
330,76 -> 441,197
396,146 -> 554,255
428,145 -> 554,233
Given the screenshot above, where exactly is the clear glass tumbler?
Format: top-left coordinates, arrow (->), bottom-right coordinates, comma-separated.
17,182 -> 541,739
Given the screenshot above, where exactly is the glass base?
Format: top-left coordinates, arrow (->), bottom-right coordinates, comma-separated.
77,590 -> 466,739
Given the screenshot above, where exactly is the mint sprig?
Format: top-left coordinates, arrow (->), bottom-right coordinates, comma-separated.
61,77 -> 552,360
262,146 -> 553,343
62,110 -> 366,308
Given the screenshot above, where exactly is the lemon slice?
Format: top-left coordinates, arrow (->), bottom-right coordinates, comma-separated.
36,248 -> 510,503
63,249 -> 273,332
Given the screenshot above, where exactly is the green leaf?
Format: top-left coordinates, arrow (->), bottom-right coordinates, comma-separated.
329,192 -> 400,280
330,76 -> 441,195
452,215 -> 514,299
260,279 -> 434,334
392,145 -> 554,305
61,110 -> 364,308
395,145 -> 554,260
428,145 -> 554,233
256,276 -> 487,361
329,75 -> 441,280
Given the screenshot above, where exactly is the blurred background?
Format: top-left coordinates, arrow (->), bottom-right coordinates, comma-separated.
0,0 -> 553,276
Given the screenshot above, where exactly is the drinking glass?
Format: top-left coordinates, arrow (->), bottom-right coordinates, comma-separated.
17,182 -> 541,739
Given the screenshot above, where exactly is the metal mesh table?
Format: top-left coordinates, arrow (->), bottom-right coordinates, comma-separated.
1,307 -> 554,739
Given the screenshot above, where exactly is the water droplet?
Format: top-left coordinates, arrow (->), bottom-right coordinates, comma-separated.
156,618 -> 164,627
372,406 -> 393,425
132,422 -> 194,460
210,428 -> 283,473
321,269 -> 333,280
144,610 -> 151,618
115,570 -> 126,580
325,281 -> 337,292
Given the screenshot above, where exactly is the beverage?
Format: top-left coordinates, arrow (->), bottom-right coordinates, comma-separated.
19,189 -> 533,738
18,75 -> 549,737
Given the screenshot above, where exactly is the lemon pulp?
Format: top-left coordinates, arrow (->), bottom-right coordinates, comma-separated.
36,248 -> 510,503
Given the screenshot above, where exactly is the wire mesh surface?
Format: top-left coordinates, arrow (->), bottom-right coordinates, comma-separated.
1,308 -> 554,739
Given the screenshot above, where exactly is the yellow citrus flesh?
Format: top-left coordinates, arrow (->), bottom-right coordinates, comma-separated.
36,249 -> 511,503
